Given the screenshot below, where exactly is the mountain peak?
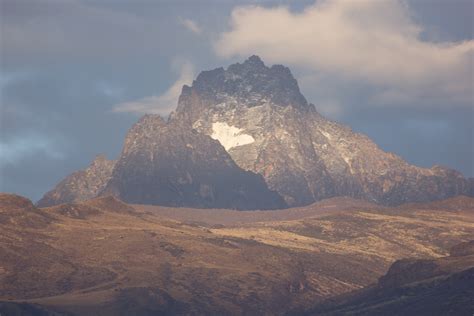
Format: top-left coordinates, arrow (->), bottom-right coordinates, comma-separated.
226,55 -> 267,73
243,55 -> 265,67
177,56 -> 309,116
226,55 -> 269,76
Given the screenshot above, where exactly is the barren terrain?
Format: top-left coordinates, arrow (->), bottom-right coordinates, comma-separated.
0,193 -> 473,315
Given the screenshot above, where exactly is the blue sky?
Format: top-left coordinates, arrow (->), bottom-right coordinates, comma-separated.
1,0 -> 473,201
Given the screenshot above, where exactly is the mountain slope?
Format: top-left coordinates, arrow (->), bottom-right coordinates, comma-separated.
100,115 -> 286,210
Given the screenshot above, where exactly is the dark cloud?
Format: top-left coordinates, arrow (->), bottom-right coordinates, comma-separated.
408,0 -> 473,42
0,64 -> 139,200
335,106 -> 474,178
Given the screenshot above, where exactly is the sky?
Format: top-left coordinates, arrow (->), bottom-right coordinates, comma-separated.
1,0 -> 473,202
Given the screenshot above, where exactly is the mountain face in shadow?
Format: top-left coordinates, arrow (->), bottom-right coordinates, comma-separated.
100,115 -> 286,210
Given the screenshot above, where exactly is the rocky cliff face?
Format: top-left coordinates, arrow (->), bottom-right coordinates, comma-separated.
100,115 -> 286,210
175,55 -> 471,206
39,56 -> 471,208
36,155 -> 115,207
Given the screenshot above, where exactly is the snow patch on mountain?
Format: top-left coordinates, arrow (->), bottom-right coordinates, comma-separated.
211,122 -> 255,151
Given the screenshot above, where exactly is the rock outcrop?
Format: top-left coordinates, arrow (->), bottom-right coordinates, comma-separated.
37,155 -> 115,207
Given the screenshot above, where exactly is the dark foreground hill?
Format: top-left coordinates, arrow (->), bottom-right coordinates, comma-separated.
305,240 -> 474,316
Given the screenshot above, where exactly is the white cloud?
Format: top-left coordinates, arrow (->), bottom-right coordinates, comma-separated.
215,0 -> 474,107
179,17 -> 202,35
113,61 -> 195,115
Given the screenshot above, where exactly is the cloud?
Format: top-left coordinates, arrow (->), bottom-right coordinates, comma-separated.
0,0 -> 176,65
0,133 -> 65,166
179,17 -> 202,34
315,100 -> 345,119
214,0 -> 473,107
113,61 -> 195,115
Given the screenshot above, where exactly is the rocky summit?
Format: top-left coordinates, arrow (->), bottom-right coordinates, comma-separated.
39,56 -> 473,208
